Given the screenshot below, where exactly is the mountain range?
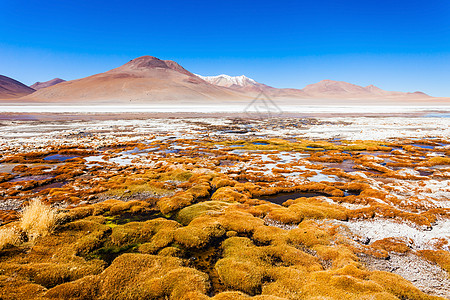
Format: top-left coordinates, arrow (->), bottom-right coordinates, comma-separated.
30,78 -> 66,90
0,56 -> 441,103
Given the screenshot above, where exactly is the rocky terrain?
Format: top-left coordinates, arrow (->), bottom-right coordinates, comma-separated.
0,116 -> 449,299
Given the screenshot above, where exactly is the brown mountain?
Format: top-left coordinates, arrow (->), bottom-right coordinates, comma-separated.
0,75 -> 35,99
23,56 -> 247,103
301,80 -> 431,99
30,78 -> 66,90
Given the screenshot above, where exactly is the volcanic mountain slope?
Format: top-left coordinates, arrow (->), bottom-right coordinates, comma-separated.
23,56 -> 247,103
30,78 -> 66,90
0,75 -> 35,99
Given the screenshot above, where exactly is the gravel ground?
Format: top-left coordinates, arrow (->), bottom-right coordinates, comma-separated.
361,253 -> 450,298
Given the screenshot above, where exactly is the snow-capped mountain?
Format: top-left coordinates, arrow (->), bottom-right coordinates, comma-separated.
195,74 -> 309,98
195,74 -> 260,88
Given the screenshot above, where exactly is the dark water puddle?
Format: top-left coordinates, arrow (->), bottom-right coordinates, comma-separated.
108,210 -> 162,225
223,130 -> 249,134
364,169 -> 384,174
253,142 -> 269,145
390,166 -> 404,171
9,174 -> 54,182
32,181 -> 66,193
186,242 -> 226,296
418,170 -> 434,176
260,192 -> 326,205
343,190 -> 361,196
90,244 -> 137,266
121,147 -> 159,155
410,144 -> 434,150
121,147 -> 141,154
357,151 -> 389,157
321,160 -> 356,172
219,160 -> 235,166
44,154 -> 79,161
164,149 -> 180,154
389,147 -> 402,151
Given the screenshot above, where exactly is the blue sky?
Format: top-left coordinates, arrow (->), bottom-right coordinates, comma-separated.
1,0 -> 449,96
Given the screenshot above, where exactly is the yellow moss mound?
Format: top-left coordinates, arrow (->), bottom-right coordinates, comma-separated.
45,253 -> 210,300
215,237 -> 268,295
177,201 -> 231,225
110,218 -> 181,249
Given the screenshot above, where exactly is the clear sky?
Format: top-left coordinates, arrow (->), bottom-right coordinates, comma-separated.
1,0 -> 449,96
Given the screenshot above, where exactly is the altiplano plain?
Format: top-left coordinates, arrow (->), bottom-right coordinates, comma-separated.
2,1 -> 450,299
0,115 -> 449,299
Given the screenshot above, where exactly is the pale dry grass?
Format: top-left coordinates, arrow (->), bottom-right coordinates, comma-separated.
20,199 -> 59,242
0,226 -> 20,250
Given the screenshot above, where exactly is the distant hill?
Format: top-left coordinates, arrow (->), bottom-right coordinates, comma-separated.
19,56 -> 435,103
30,78 -> 66,90
301,79 -> 431,99
0,75 -> 35,99
198,75 -> 431,100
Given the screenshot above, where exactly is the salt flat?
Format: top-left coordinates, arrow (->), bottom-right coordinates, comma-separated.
0,104 -> 449,114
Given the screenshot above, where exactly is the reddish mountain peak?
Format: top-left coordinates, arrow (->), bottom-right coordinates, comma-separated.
316,79 -> 356,86
163,60 -> 194,76
123,56 -> 169,70
303,79 -> 365,93
316,79 -> 341,84
365,84 -> 384,91
31,78 -> 65,90
317,79 -> 336,83
409,91 -> 430,97
116,56 -> 194,77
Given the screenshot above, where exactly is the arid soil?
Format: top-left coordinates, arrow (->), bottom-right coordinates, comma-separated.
0,116 -> 449,299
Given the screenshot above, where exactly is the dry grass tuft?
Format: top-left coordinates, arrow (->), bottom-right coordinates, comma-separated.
20,199 -> 59,242
0,226 -> 21,250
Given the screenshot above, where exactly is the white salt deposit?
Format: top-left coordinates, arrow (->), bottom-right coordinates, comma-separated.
341,218 -> 450,251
